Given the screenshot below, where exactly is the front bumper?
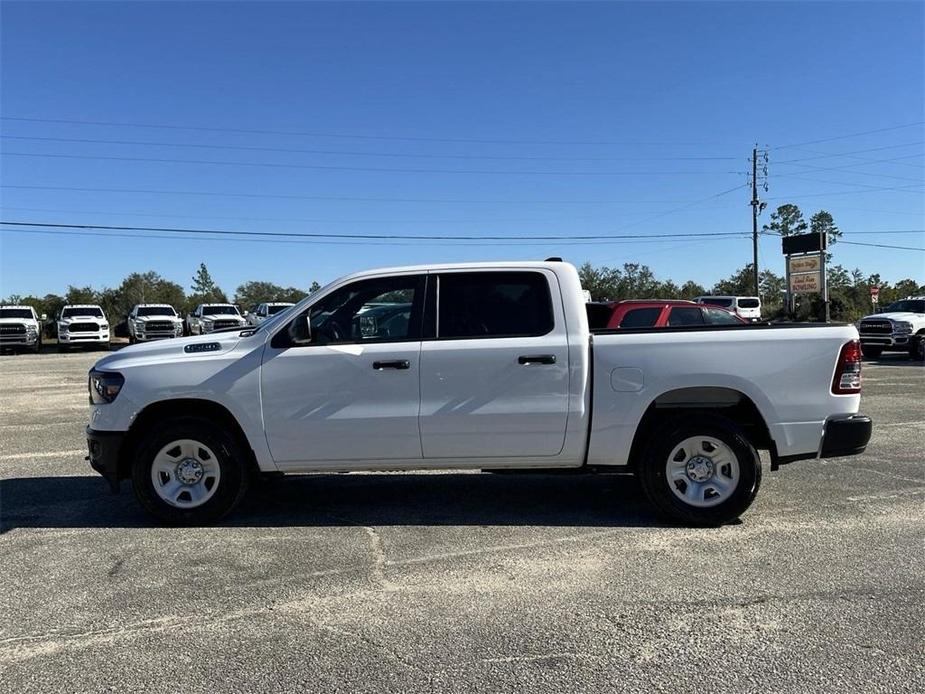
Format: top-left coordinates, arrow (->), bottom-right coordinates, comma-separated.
860,334 -> 912,348
0,334 -> 38,346
60,332 -> 109,343
819,414 -> 872,458
86,427 -> 125,493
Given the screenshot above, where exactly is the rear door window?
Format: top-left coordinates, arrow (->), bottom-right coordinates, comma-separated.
437,272 -> 553,339
667,307 -> 706,326
737,298 -> 760,309
619,307 -> 662,328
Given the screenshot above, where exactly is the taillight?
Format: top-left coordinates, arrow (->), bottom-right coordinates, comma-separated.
832,340 -> 862,394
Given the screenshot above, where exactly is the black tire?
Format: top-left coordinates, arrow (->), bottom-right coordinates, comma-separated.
131,416 -> 251,525
129,334 -> 136,345
33,337 -> 42,354
910,335 -> 925,362
57,343 -> 68,353
638,414 -> 761,526
861,344 -> 882,360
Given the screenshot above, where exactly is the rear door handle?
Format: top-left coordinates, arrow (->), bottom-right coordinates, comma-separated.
518,354 -> 556,365
373,360 -> 411,370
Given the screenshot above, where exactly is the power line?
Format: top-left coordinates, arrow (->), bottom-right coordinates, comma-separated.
0,151 -> 744,177
0,115 -> 722,147
773,141 -> 924,163
0,205 -> 612,225
0,135 -> 738,162
0,220 -> 751,242
774,155 -> 924,183
772,121 -> 925,150
0,183 -> 697,205
765,183 -> 924,200
839,240 -> 924,252
0,225 -> 750,248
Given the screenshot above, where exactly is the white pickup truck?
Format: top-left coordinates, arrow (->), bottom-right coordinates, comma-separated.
246,302 -> 295,327
858,296 -> 925,360
86,261 -> 871,526
58,304 -> 110,351
128,304 -> 184,343
185,303 -> 247,335
0,305 -> 46,353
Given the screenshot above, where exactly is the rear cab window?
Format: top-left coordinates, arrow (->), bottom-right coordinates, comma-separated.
436,271 -> 554,339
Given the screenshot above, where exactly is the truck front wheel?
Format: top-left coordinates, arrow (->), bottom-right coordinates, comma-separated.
131,416 -> 250,525
638,414 -> 761,526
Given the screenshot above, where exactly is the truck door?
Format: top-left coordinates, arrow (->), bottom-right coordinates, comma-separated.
419,270 -> 570,459
260,274 -> 426,465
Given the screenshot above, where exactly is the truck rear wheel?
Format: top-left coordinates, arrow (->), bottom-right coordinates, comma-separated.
638,414 -> 761,526
131,416 -> 250,525
861,344 -> 882,360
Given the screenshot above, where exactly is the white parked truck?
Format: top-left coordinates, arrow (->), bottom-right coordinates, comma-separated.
857,296 -> 925,360
246,302 -> 295,327
185,303 -> 246,335
86,261 -> 871,525
0,305 -> 46,353
128,304 -> 184,343
58,304 -> 109,351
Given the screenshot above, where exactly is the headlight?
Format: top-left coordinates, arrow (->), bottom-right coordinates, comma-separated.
88,369 -> 124,404
100,323 -> 109,329
58,323 -> 68,333
895,321 -> 912,333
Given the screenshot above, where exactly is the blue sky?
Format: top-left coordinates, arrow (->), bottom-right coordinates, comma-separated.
1,1 -> 922,298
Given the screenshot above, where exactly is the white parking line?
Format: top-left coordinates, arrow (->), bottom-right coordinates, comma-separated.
0,449 -> 85,461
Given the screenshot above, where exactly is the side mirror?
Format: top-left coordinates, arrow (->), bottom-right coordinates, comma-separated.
40,313 -> 47,321
289,315 -> 312,345
243,310 -> 250,317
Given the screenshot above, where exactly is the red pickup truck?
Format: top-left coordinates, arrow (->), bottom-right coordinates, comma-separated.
587,299 -> 746,330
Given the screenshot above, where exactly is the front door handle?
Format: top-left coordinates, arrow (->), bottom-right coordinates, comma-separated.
373,360 -> 411,370
518,354 -> 556,365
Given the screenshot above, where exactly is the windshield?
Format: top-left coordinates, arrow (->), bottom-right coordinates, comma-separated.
63,307 -> 103,318
268,304 -> 293,315
0,308 -> 34,319
701,298 -> 734,308
884,299 -> 925,314
737,298 -> 760,309
137,306 -> 177,317
202,305 -> 240,316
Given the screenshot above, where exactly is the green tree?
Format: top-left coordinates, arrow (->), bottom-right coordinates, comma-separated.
65,285 -> 99,306
810,210 -> 841,262
678,280 -> 706,300
309,281 -> 322,293
234,281 -> 315,309
189,263 -> 227,307
762,204 -> 808,237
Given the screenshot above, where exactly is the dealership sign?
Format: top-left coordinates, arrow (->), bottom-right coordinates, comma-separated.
787,253 -> 822,275
790,271 -> 822,293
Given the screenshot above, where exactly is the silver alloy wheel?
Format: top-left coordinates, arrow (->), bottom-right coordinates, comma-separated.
666,435 -> 740,508
151,439 -> 221,509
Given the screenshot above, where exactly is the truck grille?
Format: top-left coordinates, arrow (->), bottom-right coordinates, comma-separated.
68,322 -> 99,333
860,320 -> 892,335
145,321 -> 175,332
0,324 -> 26,335
212,320 -> 240,331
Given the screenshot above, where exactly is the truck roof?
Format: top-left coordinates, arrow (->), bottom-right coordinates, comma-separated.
333,260 -> 571,285
62,304 -> 103,308
134,303 -> 175,307
0,304 -> 35,310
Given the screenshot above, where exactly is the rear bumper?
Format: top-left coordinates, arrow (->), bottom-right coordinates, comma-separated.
86,427 -> 125,493
771,414 -> 872,468
819,414 -> 872,458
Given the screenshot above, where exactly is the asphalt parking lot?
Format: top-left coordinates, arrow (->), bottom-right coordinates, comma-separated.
1,349 -> 923,693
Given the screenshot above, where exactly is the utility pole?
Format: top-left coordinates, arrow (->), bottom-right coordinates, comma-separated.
748,146 -> 768,300
751,147 -> 759,297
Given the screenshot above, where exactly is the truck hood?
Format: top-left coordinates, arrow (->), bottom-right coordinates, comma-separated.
199,313 -> 244,321
94,329 -> 257,369
0,317 -> 38,326
861,312 -> 924,323
60,315 -> 105,324
134,314 -> 182,323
